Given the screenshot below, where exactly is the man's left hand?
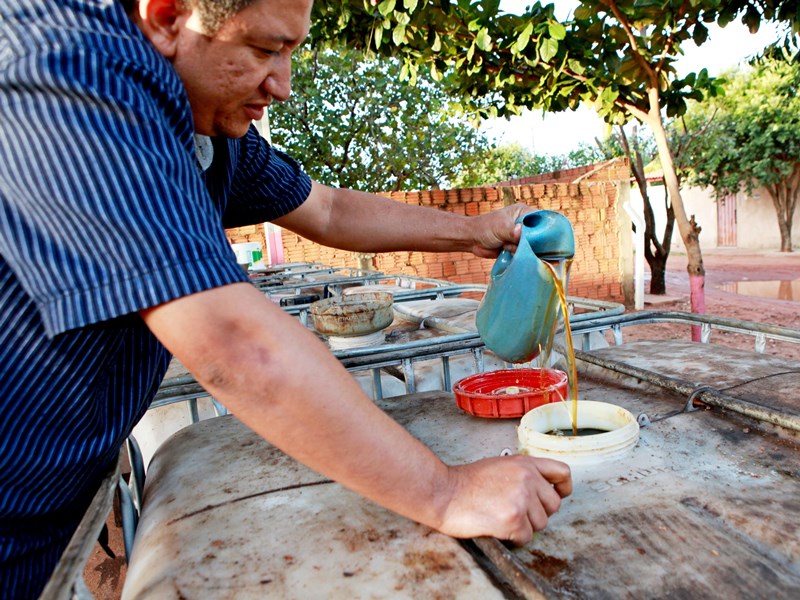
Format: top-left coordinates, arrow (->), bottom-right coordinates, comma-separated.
468,203 -> 533,259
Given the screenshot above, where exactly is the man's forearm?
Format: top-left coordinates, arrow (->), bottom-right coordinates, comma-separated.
141,282 -> 452,529
275,182 -> 494,255
141,281 -> 571,542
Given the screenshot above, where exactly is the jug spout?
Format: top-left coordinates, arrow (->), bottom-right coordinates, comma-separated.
475,210 -> 574,363
521,210 -> 575,260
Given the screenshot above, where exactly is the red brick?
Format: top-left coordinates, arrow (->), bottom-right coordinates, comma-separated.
426,263 -> 444,278
455,260 -> 471,275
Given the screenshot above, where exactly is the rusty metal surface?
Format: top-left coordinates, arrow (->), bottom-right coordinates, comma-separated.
588,340 -> 800,418
122,408 -> 508,600
123,341 -> 800,599
509,341 -> 800,599
309,292 -> 394,336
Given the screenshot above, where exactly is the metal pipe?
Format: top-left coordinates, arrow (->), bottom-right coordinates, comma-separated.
442,356 -> 452,392
188,398 -> 200,423
125,436 -> 145,513
39,458 -> 121,600
402,358 -> 416,394
571,310 -> 800,344
470,538 -> 554,600
117,479 -> 138,562
372,368 -> 384,401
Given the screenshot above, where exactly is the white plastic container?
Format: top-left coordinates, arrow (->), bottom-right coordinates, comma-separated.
132,399 -> 219,469
231,242 -> 263,267
518,400 -> 639,466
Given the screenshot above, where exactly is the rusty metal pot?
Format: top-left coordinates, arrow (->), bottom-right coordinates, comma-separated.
309,291 -> 394,337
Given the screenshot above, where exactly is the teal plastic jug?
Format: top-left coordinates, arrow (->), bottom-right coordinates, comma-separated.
476,210 -> 575,363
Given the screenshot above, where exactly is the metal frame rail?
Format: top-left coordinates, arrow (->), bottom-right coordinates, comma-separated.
566,310 -> 800,434
251,266 -> 384,290
569,309 -> 800,353
152,295 -> 625,406
51,309 -> 800,599
154,307 -> 800,409
40,458 -> 125,600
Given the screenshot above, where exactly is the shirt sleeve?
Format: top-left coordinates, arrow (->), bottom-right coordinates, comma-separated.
0,5 -> 249,338
209,127 -> 313,229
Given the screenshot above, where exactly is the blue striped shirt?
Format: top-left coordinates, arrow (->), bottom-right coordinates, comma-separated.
0,1 -> 311,596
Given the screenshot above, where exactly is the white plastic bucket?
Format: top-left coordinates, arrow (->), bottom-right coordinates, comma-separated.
518,400 -> 639,466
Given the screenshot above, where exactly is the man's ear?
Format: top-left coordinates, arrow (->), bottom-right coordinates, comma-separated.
134,0 -> 193,58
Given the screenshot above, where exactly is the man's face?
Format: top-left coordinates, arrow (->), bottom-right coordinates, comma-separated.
168,0 -> 312,137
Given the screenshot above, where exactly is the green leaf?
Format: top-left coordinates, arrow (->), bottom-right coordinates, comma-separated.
548,22 -> 566,41
378,0 -> 396,18
404,0 -> 418,12
743,6 -> 761,34
567,59 -> 585,75
692,23 -> 708,45
539,37 -> 559,62
374,23 -> 384,48
476,28 -> 492,51
432,32 -> 442,52
718,6 -> 735,28
408,62 -> 418,86
393,24 -> 406,45
515,22 -> 534,53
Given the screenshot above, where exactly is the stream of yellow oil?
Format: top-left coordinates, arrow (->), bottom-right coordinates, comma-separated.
542,260 -> 578,436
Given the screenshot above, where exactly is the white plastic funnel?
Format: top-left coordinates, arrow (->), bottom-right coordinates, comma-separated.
518,400 -> 639,466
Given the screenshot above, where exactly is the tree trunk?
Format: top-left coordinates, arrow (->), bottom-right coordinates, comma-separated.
647,185 -> 675,294
649,260 -> 666,295
779,220 -> 792,252
615,126 -> 673,296
641,88 -> 705,340
767,167 -> 798,253
641,182 -> 675,295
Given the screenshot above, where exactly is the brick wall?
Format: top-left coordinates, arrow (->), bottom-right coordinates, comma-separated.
226,159 -> 632,304
225,223 -> 263,246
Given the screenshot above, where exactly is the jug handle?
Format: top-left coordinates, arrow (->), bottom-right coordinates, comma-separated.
489,235 -> 537,280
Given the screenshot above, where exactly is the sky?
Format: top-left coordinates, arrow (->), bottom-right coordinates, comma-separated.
483,0 -> 786,156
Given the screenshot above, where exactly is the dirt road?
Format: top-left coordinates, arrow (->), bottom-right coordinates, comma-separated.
627,247 -> 800,359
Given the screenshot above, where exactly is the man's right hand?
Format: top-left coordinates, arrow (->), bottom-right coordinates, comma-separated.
142,282 -> 571,548
437,456 -> 572,545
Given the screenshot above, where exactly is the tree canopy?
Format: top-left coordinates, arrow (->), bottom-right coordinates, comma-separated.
451,139 -> 617,187
310,1 -> 795,123
309,0 -> 797,311
680,55 -> 800,250
269,46 -> 490,192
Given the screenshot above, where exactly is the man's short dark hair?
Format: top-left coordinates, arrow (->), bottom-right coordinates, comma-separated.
184,0 -> 257,33
118,1 -> 256,33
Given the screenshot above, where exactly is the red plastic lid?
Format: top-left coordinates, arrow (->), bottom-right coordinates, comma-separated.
453,369 -> 568,419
